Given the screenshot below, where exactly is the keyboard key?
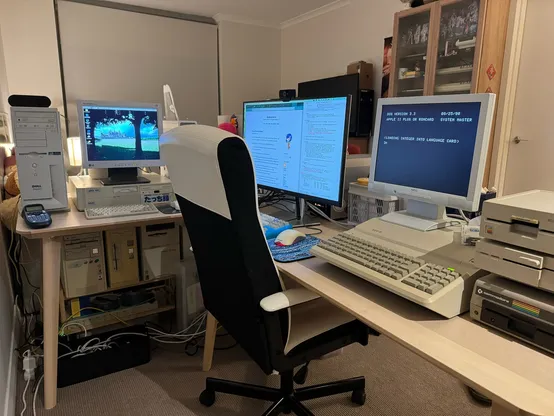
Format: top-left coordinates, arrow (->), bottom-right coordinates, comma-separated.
425,283 -> 444,294
406,263 -> 420,273
402,278 -> 418,287
391,267 -> 408,277
439,279 -> 450,286
343,252 -> 358,261
392,273 -> 403,280
398,264 -> 411,273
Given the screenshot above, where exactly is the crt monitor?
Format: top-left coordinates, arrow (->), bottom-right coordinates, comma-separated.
243,96 -> 351,206
369,94 -> 496,231
77,101 -> 164,185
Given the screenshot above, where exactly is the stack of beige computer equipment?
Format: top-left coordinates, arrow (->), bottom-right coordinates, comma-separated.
471,190 -> 554,354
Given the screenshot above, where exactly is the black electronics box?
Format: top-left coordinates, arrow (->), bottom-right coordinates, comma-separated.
298,73 -> 374,137
446,191 -> 496,219
309,201 -> 347,220
57,325 -> 150,387
279,89 -> 296,100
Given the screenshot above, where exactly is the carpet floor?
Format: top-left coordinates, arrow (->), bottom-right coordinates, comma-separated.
17,335 -> 492,416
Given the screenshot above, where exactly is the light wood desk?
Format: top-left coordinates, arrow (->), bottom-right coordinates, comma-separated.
19,208 -> 554,414
205,224 -> 554,416
16,204 -> 182,409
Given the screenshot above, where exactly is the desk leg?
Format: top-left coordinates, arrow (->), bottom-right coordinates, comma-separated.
202,312 -> 218,371
491,403 -> 522,416
42,238 -> 61,410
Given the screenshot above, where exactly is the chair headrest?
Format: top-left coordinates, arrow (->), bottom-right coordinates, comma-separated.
160,124 -> 243,220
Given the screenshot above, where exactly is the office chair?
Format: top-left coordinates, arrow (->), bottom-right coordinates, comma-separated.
160,125 -> 378,416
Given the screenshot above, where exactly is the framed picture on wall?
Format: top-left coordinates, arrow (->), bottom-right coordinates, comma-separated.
0,113 -> 10,144
382,37 -> 393,98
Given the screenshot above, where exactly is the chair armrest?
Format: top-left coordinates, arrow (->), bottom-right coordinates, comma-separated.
260,288 -> 320,313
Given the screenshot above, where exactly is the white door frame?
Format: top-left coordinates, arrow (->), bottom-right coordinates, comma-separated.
488,0 -> 528,196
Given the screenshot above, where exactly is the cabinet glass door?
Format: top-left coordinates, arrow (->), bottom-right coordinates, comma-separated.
433,0 -> 483,95
392,8 -> 433,97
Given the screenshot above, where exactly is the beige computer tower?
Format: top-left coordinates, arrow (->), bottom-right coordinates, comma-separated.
61,232 -> 107,298
105,228 -> 140,289
140,222 -> 180,281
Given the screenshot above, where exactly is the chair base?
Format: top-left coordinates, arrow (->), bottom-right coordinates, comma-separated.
199,371 -> 366,416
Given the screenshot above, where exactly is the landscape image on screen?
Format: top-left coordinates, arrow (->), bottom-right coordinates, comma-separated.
84,107 -> 160,162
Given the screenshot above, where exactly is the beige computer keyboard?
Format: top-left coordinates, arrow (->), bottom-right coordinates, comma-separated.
85,203 -> 158,219
310,218 -> 483,318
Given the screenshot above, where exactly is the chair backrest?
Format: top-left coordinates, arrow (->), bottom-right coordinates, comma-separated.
160,125 -> 286,373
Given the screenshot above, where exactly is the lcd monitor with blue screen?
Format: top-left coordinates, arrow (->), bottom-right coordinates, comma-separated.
243,96 -> 351,206
369,94 -> 496,217
374,101 -> 481,197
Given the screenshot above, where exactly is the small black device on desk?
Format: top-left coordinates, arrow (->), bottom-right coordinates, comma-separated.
22,204 -> 52,229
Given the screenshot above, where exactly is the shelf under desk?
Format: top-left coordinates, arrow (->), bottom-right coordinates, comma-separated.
15,202 -> 183,410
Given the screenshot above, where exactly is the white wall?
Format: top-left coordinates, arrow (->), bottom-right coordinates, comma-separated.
281,0 -> 405,96
0,0 -> 64,115
218,20 -> 281,115
0,2 -> 278,126
59,1 -> 219,132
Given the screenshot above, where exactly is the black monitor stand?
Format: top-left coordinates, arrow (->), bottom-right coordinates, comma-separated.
100,168 -> 151,186
289,197 -> 320,228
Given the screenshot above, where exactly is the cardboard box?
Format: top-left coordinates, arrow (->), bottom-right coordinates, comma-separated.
176,260 -> 205,331
347,61 -> 374,90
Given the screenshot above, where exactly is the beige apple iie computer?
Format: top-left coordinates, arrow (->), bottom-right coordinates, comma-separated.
311,94 -> 496,318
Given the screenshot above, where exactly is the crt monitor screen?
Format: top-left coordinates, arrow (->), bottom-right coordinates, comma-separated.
373,101 -> 481,197
243,97 -> 350,205
80,103 -> 161,165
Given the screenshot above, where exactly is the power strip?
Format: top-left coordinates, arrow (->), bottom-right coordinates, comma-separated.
64,301 -> 161,334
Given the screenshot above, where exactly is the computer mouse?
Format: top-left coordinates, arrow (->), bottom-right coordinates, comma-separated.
275,229 -> 306,247
171,200 -> 181,211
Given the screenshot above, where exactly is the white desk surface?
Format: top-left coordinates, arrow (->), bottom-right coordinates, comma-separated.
16,202 -> 182,238
16,208 -> 554,414
277,225 -> 554,416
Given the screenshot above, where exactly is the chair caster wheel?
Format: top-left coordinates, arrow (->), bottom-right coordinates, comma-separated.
351,389 -> 366,406
293,365 -> 309,385
199,389 -> 216,407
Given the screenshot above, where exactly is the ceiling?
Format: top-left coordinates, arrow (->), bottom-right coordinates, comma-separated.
109,0 -> 340,26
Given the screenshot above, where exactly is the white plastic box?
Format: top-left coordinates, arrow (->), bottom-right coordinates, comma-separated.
177,260 -> 205,331
348,182 -> 399,225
